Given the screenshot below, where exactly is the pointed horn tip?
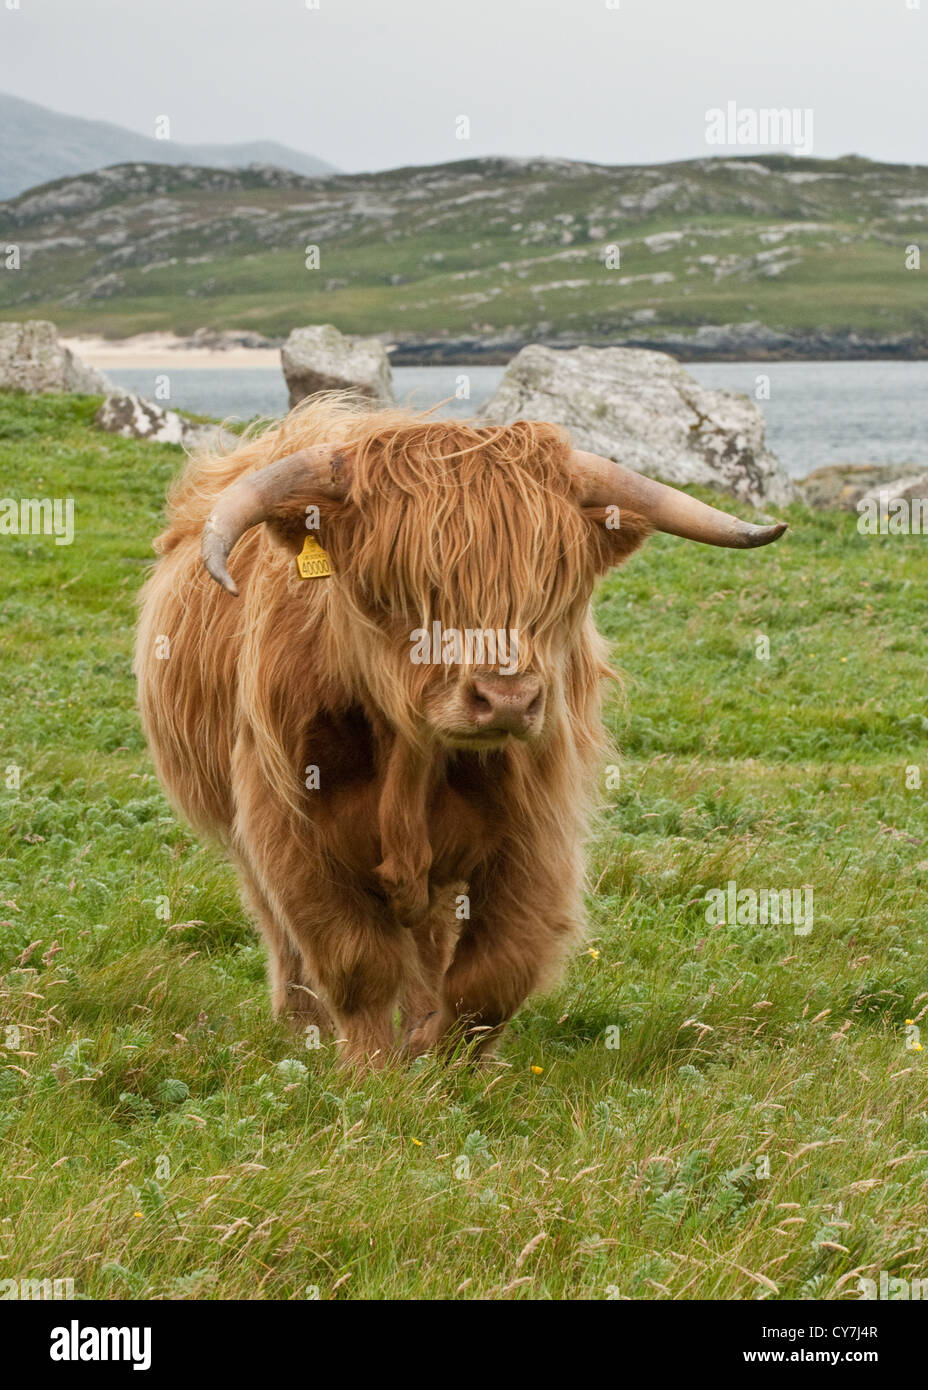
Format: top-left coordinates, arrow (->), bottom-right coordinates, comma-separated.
741,520 -> 788,548
203,554 -> 239,596
201,519 -> 239,596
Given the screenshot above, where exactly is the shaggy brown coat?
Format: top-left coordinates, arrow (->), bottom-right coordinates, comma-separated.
135,397 -> 651,1065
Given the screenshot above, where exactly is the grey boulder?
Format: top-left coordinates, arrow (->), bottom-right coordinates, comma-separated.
0,319 -> 107,394
483,344 -> 797,509
799,464 -> 928,511
95,391 -> 222,450
857,473 -> 928,512
281,324 -> 394,409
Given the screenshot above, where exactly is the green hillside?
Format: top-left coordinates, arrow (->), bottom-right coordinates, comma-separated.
1,154 -> 926,353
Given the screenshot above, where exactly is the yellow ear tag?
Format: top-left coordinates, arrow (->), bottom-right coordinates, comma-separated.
296,534 -> 333,579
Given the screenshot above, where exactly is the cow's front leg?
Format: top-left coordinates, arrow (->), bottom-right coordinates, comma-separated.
400,885 -> 462,1057
436,846 -> 584,1059
234,803 -> 414,1069
277,876 -> 415,1069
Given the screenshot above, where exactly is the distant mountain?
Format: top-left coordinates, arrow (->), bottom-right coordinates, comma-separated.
0,91 -> 337,199
1,152 -> 926,358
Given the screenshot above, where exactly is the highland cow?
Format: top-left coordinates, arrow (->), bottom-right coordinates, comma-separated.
135,398 -> 785,1067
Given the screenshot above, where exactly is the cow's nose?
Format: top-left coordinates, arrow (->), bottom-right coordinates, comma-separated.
467,673 -> 545,735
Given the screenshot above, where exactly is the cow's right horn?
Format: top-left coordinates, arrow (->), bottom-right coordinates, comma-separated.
201,447 -> 351,595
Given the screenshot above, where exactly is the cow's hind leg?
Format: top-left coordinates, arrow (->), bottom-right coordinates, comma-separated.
238,862 -> 334,1040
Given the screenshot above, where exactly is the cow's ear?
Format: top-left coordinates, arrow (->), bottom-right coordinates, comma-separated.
263,495 -> 345,555
582,505 -> 653,572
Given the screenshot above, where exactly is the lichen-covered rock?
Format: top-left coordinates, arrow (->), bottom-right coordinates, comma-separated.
0,319 -> 107,394
857,473 -> 928,512
281,324 -> 394,408
483,344 -> 797,508
798,463 -> 928,510
96,391 -> 187,444
95,390 -> 222,450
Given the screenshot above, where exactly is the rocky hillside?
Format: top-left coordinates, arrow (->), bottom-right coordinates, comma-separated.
0,91 -> 336,200
1,153 -> 926,358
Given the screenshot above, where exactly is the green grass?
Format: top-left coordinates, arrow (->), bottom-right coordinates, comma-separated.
0,392 -> 926,1300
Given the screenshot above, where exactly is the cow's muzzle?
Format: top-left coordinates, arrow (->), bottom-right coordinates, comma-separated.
460,672 -> 545,740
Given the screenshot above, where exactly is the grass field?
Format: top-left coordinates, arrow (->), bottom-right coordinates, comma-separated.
0,391 -> 926,1301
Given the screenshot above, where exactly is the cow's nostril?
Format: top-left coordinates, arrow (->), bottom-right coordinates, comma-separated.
467,676 -> 544,733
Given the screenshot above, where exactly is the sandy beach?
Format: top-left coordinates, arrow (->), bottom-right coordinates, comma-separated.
61,333 -> 281,370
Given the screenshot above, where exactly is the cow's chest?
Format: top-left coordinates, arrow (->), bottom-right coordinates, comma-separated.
424,775 -> 505,884
319,772 -> 503,882
308,714 -> 507,888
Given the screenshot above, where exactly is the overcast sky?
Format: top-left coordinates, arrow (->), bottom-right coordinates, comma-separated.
2,0 -> 925,171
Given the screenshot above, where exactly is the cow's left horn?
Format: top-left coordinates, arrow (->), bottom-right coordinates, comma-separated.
569,449 -> 787,549
201,447 -> 350,595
